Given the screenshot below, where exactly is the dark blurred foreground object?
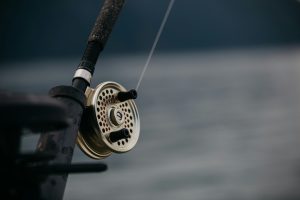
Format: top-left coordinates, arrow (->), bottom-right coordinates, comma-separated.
0,92 -> 107,200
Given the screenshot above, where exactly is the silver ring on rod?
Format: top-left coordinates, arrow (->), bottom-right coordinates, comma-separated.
73,68 -> 92,84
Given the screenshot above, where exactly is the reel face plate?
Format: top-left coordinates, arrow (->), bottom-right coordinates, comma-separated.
77,81 -> 140,159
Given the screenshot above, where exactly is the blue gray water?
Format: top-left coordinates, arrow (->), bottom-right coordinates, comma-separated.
2,48 -> 300,200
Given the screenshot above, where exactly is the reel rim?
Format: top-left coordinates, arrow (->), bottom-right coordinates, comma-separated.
77,81 -> 140,159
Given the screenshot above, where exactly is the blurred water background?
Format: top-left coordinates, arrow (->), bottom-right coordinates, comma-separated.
2,48 -> 300,200
2,0 -> 300,199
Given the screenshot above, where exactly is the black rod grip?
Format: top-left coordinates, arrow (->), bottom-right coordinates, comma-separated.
88,0 -> 125,45
78,0 -> 125,75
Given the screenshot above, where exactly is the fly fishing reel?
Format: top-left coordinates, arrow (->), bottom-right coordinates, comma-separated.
77,81 -> 140,159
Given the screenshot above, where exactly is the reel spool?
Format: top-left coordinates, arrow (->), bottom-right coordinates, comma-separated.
77,81 -> 140,159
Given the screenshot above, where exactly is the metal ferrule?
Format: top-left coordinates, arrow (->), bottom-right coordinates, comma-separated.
73,68 -> 92,84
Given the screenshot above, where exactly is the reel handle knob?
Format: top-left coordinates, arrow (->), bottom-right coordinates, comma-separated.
117,89 -> 137,102
109,128 -> 130,143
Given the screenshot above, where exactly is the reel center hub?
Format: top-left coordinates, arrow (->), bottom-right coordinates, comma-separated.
109,107 -> 125,126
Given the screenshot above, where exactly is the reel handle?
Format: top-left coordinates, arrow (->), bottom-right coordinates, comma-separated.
117,89 -> 138,102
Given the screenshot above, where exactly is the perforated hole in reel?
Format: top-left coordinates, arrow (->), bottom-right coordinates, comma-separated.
77,81 -> 140,159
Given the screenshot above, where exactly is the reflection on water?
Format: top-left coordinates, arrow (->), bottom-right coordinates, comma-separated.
2,48 -> 300,200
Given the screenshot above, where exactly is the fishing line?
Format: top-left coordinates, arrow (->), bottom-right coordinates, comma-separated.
135,0 -> 175,90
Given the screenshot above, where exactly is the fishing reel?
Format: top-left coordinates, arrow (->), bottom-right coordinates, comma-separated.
77,81 -> 140,159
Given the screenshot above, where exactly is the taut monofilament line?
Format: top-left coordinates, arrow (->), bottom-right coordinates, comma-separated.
136,0 -> 175,91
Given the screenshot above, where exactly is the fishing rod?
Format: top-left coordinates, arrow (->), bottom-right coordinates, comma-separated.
0,0 -> 174,199
35,0 -> 176,195
35,0 -> 140,199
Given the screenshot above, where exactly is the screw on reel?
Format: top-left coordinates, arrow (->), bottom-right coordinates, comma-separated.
77,81 -> 140,159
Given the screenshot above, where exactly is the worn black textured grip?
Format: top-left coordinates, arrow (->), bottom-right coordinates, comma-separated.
79,0 -> 125,75
88,0 -> 125,45
78,42 -> 102,74
73,0 -> 125,91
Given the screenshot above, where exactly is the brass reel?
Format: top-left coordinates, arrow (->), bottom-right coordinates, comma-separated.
77,81 -> 140,159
